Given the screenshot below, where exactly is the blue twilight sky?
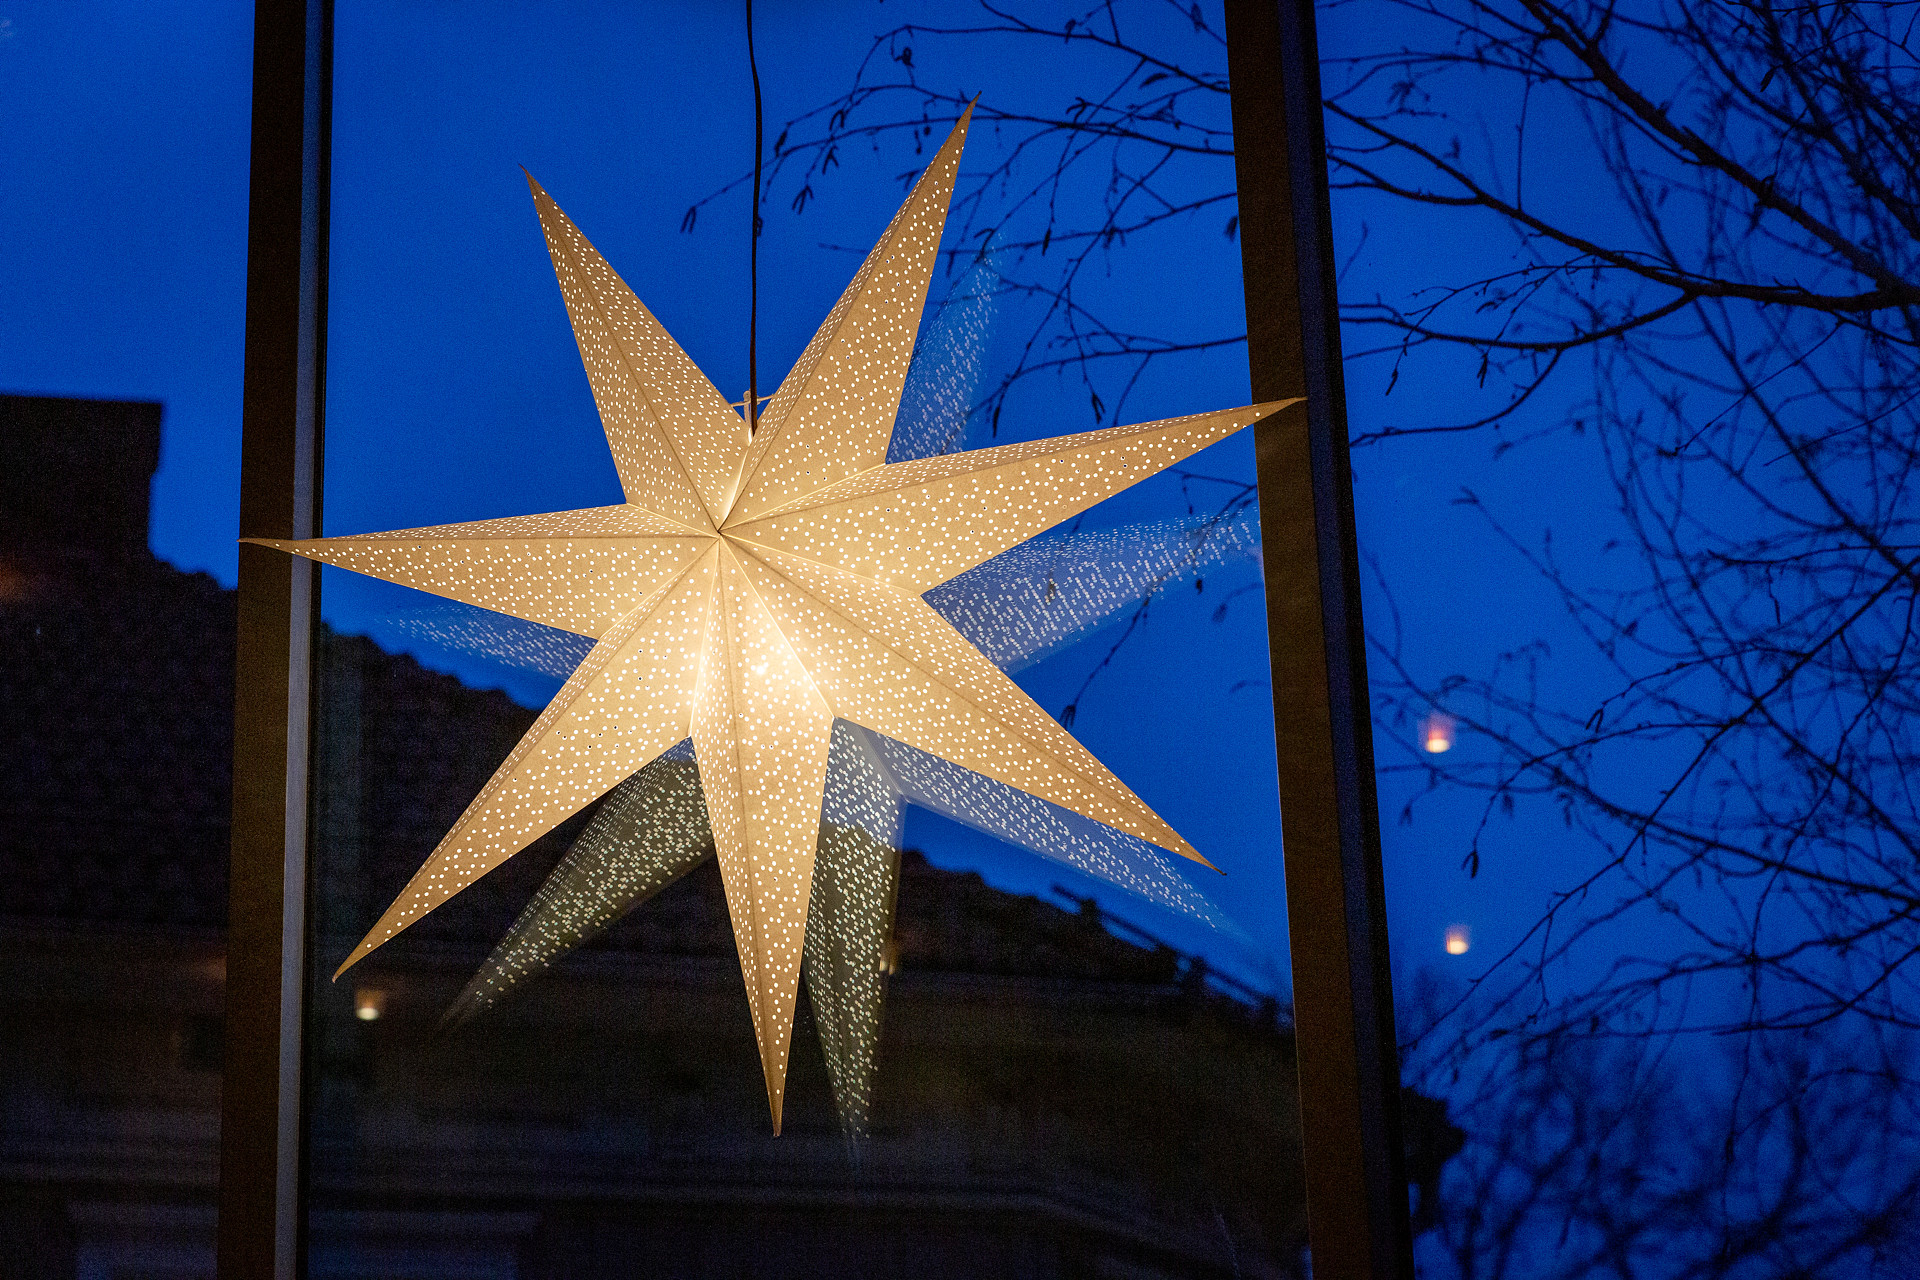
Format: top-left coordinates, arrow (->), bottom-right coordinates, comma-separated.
0,0 -> 1640,1004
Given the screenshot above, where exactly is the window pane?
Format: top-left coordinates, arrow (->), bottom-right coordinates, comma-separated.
0,6 -> 254,1276
312,2 -> 1306,1274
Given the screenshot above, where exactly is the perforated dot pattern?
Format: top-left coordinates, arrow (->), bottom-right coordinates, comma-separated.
691,543 -> 836,1131
441,752 -> 713,1029
385,604 -> 596,680
727,107 -> 974,524
271,536 -> 703,639
804,720 -> 902,1138
851,724 -> 1229,928
531,177 -> 741,530
250,505 -> 705,638
444,722 -> 904,1140
331,548 -> 718,976
329,504 -> 692,540
927,508 -> 1265,672
729,403 -> 1292,593
734,541 -> 1202,863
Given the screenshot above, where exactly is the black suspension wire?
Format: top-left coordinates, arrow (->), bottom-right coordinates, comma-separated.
746,0 -> 764,434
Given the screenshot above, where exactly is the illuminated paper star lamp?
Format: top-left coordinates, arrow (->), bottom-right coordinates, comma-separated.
250,104 -> 1295,1130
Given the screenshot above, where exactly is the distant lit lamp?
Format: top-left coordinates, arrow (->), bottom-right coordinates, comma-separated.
1444,925 -> 1471,956
0,561 -> 32,604
249,105 -> 1294,1131
353,987 -> 386,1021
1423,712 -> 1456,753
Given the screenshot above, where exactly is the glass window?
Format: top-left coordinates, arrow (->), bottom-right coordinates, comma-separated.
0,6 -> 254,1276
309,3 -> 1306,1275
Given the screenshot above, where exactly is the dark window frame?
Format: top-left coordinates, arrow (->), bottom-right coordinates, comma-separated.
218,2 -> 1412,1274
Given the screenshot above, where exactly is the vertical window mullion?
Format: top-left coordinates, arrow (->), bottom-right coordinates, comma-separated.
1224,0 -> 1416,1274
221,3 -> 330,1277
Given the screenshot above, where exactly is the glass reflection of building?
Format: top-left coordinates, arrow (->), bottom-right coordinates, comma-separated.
2,394 -> 1306,1277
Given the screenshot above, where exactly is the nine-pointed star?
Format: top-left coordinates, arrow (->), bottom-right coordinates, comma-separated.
249,104 -> 1294,1130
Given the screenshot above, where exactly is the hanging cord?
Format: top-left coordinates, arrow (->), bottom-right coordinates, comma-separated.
746,0 -> 765,434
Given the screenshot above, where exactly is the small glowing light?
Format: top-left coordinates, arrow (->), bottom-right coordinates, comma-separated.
1444,925 -> 1471,956
354,988 -> 386,1021
1424,711 -> 1456,754
0,560 -> 34,604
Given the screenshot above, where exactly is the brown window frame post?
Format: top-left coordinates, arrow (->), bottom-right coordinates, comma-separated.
1225,1 -> 1416,1275
221,2 -> 331,1277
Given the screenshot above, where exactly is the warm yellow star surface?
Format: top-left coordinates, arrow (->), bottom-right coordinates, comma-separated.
250,106 -> 1294,1129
